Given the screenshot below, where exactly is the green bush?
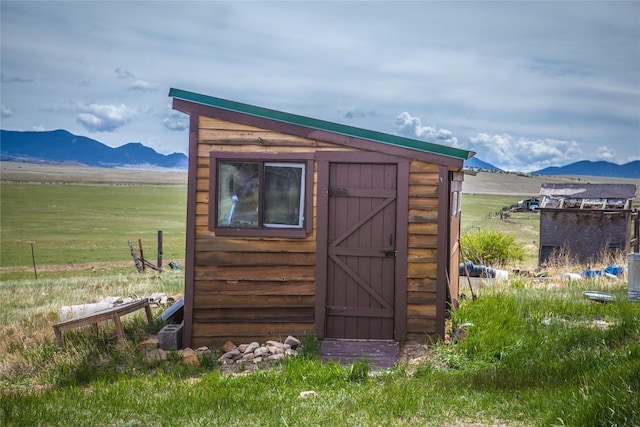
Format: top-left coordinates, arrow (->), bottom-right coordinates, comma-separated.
460,229 -> 526,266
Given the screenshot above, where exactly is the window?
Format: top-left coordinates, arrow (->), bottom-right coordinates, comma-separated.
210,152 -> 313,237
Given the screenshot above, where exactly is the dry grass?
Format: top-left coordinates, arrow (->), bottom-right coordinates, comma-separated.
0,271 -> 183,382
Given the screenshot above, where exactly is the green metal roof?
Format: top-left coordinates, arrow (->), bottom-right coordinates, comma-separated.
169,88 -> 475,160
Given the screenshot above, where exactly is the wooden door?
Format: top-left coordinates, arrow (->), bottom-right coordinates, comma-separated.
323,162 -> 397,339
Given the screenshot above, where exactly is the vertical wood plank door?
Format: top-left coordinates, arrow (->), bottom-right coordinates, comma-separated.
325,162 -> 397,339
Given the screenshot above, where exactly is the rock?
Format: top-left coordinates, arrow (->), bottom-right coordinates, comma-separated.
218,356 -> 234,365
268,353 -> 285,362
222,349 -> 241,359
139,337 -> 159,350
145,348 -> 167,362
285,336 -> 301,349
266,340 -> 285,349
221,341 -> 237,352
253,356 -> 263,364
196,346 -> 210,354
237,344 -> 248,353
267,345 -> 284,355
242,353 -> 255,362
254,346 -> 269,357
181,348 -> 200,365
299,390 -> 317,399
244,342 -> 260,354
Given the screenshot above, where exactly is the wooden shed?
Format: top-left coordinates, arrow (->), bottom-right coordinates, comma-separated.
538,183 -> 638,265
169,88 -> 474,348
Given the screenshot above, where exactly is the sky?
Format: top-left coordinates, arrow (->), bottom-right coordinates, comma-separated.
1,1 -> 639,172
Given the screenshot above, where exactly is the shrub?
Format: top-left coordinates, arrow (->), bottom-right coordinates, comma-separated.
460,229 -> 525,266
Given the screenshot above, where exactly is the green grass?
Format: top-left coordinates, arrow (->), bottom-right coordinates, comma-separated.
0,183 -> 186,276
2,279 -> 638,426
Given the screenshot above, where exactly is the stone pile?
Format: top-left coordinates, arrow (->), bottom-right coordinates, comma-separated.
218,335 -> 301,366
140,336 -> 211,365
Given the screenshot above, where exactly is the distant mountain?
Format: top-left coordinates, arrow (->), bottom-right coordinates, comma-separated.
464,156 -> 502,171
0,129 -> 187,169
533,160 -> 640,179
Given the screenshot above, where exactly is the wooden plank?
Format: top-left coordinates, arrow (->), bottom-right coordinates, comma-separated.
192,321 -> 312,337
408,197 -> 439,210
195,251 -> 316,266
408,211 -> 438,223
199,116 -> 265,131
193,294 -> 314,308
52,299 -> 152,347
407,263 -> 438,279
320,339 -> 398,369
195,237 -> 316,253
192,307 -> 313,322
406,317 -> 438,333
194,265 -> 315,281
408,234 -> 438,249
199,131 -> 319,147
409,185 -> 440,198
407,279 -> 437,292
408,222 -> 438,235
408,248 -> 438,262
407,304 -> 437,317
410,162 -> 440,173
196,280 -> 315,296
409,172 -> 439,185
407,291 -> 438,305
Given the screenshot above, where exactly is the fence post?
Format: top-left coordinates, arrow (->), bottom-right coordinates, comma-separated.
157,230 -> 163,272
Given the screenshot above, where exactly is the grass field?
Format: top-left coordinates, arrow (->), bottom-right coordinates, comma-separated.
1,162 -> 639,426
1,164 -> 187,280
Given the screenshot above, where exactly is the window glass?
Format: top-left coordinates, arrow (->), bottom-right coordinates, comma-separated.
264,163 -> 305,227
217,162 -> 259,227
216,160 -> 305,229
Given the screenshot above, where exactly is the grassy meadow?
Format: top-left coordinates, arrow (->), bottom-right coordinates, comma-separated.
1,162 -> 639,426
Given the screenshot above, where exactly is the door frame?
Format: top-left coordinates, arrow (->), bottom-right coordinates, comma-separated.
315,151 -> 409,341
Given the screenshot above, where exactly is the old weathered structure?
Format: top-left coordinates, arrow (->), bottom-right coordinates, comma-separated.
169,88 -> 474,348
538,183 -> 638,265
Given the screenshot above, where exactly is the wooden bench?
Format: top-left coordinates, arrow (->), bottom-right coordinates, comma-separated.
53,299 -> 153,347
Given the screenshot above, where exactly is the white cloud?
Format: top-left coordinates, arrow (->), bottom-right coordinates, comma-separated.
161,107 -> 188,132
129,80 -> 160,92
1,105 -> 14,118
595,145 -> 616,161
76,103 -> 136,132
468,133 -> 583,172
395,112 -> 460,147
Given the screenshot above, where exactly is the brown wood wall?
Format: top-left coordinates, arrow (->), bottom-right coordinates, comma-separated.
406,161 -> 440,341
191,116 -> 441,347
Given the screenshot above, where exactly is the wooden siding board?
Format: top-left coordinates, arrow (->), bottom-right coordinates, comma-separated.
195,251 -> 316,266
195,280 -> 315,295
192,308 -> 313,323
194,265 -> 316,281
192,322 -> 313,337
193,294 -> 314,308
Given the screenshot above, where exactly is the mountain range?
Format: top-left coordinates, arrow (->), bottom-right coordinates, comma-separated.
1,129 -> 638,178
1,129 -> 187,169
465,154 -> 639,179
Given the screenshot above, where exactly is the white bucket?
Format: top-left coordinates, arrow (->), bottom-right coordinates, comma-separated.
628,253 -> 640,301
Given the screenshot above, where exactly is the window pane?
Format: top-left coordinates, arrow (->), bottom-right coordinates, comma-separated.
264,163 -> 304,227
218,161 -> 259,227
